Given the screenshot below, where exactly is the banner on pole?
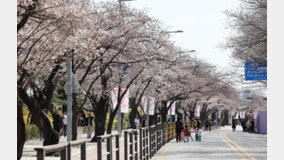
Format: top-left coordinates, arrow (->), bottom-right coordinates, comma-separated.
148,97 -> 155,115
142,96 -> 148,113
195,105 -> 200,117
141,96 -> 155,115
167,101 -> 176,115
111,87 -> 129,113
186,111 -> 190,117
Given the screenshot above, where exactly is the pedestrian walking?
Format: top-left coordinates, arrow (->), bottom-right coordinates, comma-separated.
182,125 -> 193,142
85,113 -> 94,138
241,119 -> 246,132
250,118 -> 255,133
62,111 -> 67,137
77,114 -> 85,139
134,115 -> 140,129
194,126 -> 198,140
232,119 -> 236,132
246,118 -> 251,132
205,119 -> 209,131
197,128 -> 202,141
175,118 -> 183,142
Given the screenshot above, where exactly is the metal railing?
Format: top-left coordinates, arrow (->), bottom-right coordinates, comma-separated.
156,122 -> 162,151
124,129 -> 139,160
139,127 -> 149,160
34,122 -> 181,160
34,139 -> 87,160
149,125 -> 156,158
97,133 -> 120,160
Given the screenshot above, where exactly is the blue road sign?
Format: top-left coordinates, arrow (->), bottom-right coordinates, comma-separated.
122,66 -> 129,74
245,62 -> 267,81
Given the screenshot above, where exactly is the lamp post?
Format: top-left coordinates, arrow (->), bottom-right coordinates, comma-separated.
163,30 -> 184,34
146,96 -> 150,127
66,48 -> 74,142
116,0 -> 134,136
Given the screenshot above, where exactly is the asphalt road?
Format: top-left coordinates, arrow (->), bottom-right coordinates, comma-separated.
151,126 -> 267,160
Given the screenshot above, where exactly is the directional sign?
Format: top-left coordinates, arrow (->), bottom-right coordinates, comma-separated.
239,92 -> 243,100
245,62 -> 267,81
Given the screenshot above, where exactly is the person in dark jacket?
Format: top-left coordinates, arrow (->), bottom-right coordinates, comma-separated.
77,114 -> 85,139
241,119 -> 246,132
85,113 -> 94,138
250,118 -> 255,133
232,119 -> 236,132
175,118 -> 183,142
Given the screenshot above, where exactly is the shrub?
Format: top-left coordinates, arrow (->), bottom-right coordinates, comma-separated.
25,124 -> 40,140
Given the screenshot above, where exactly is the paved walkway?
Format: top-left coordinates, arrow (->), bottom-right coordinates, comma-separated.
22,126 -> 267,160
152,126 -> 267,160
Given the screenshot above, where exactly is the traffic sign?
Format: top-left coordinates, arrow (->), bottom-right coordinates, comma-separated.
245,62 -> 267,81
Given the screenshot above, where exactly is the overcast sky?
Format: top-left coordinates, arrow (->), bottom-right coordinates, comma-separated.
95,0 -> 241,72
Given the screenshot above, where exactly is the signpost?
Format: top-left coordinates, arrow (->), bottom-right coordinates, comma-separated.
111,87 -> 129,134
142,96 -> 155,127
245,62 -> 267,81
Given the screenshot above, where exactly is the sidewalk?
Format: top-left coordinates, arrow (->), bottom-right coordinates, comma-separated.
22,131 -> 123,160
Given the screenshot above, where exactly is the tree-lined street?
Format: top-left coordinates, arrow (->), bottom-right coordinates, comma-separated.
17,0 -> 267,159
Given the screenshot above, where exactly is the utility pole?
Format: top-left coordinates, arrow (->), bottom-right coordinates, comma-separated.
169,103 -> 172,122
146,96 -> 150,127
118,104 -> 122,134
66,48 -> 74,142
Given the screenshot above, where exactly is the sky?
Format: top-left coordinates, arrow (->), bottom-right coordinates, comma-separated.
95,0 -> 241,72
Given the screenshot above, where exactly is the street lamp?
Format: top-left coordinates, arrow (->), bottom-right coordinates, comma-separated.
66,48 -> 74,142
163,30 -> 184,34
178,50 -> 196,54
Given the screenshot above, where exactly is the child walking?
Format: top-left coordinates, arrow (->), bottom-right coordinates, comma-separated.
182,125 -> 193,142
194,126 -> 198,141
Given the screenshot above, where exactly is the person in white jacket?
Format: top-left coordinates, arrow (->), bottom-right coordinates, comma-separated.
134,115 -> 140,129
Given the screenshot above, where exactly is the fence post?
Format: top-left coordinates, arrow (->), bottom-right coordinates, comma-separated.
130,132 -> 133,160
124,131 -> 128,160
134,131 -> 138,160
173,122 -> 177,138
115,135 -> 120,160
60,147 -> 67,160
149,127 -> 152,158
36,150 -> 45,160
107,136 -> 113,160
166,123 -> 168,142
81,142 -> 86,160
97,137 -> 102,160
67,143 -> 71,160
146,128 -> 149,160
154,126 -> 157,154
139,129 -> 143,160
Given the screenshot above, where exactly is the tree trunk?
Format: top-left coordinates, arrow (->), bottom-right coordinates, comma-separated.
107,111 -> 116,134
18,88 -> 59,146
17,100 -> 26,160
129,98 -> 137,129
91,96 -> 108,142
161,101 -> 168,123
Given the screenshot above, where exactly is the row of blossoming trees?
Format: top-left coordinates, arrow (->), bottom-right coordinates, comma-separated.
18,0 -> 241,159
